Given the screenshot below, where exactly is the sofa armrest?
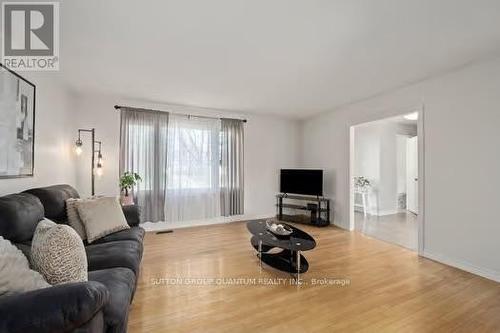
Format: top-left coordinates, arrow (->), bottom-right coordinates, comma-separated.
122,205 -> 141,226
0,281 -> 109,333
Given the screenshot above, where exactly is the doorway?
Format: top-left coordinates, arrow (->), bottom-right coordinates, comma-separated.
349,111 -> 423,252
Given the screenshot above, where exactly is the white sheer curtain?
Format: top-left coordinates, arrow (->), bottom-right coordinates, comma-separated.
165,115 -> 221,221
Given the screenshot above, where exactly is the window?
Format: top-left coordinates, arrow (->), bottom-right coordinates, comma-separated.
120,109 -> 244,222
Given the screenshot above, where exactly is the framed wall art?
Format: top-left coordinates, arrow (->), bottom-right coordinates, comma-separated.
0,63 -> 36,178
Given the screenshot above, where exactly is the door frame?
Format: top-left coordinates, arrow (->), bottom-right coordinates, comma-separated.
406,135 -> 419,215
349,107 -> 425,255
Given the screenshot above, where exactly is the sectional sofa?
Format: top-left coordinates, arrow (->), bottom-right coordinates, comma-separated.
0,185 -> 144,333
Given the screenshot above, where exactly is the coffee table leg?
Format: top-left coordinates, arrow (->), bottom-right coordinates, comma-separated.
296,250 -> 301,283
258,239 -> 262,267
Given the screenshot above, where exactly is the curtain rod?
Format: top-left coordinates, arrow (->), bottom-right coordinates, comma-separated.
114,105 -> 247,123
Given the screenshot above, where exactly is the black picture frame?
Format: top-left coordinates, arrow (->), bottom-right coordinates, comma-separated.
0,63 -> 36,178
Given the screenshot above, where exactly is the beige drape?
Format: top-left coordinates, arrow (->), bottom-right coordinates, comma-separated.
220,118 -> 244,216
119,108 -> 169,222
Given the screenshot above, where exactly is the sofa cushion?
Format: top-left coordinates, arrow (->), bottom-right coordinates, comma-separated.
88,268 -> 135,333
86,240 -> 142,276
24,185 -> 80,222
31,219 -> 88,285
90,226 -> 145,245
0,281 -> 108,333
0,193 -> 44,243
76,197 -> 130,243
66,198 -> 88,240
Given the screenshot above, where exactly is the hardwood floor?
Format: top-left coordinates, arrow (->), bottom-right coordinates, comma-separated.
355,211 -> 418,250
128,221 -> 500,333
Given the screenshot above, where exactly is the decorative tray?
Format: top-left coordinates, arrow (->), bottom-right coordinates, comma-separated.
265,220 -> 293,237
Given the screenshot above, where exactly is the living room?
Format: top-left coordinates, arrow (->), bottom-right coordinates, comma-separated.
1,1 -> 500,332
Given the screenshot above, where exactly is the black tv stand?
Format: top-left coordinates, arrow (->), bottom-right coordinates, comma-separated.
276,194 -> 331,227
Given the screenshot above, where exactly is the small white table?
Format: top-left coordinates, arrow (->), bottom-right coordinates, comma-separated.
354,189 -> 370,217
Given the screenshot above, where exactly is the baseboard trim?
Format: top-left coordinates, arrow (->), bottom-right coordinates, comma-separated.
140,214 -> 273,232
422,250 -> 500,283
376,209 -> 399,216
353,208 -> 399,217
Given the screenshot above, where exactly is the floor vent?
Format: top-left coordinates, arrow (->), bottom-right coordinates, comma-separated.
156,230 -> 174,235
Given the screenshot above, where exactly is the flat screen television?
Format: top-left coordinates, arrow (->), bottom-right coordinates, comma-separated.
280,169 -> 323,196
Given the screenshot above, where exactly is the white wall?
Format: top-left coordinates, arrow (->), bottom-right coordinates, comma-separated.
353,124 -> 380,183
301,57 -> 500,281
353,123 -> 380,214
378,122 -> 399,215
0,73 -> 76,196
71,93 -> 300,219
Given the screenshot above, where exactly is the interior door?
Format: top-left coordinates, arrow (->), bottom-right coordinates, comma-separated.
406,136 -> 418,214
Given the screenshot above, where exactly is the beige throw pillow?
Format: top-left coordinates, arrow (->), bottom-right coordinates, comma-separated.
77,196 -> 130,243
66,198 -> 87,240
31,219 -> 88,285
0,236 -> 50,296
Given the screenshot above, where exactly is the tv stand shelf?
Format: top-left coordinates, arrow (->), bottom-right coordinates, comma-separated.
276,194 -> 331,227
279,203 -> 329,212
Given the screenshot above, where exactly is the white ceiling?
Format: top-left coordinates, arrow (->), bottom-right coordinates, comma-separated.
61,0 -> 500,118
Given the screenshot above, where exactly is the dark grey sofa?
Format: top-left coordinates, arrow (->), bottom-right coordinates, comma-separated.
0,185 -> 144,333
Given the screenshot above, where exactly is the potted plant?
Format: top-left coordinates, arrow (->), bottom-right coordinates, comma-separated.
119,172 -> 142,206
354,176 -> 371,192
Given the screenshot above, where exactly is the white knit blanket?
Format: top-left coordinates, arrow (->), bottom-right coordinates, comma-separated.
0,236 -> 50,296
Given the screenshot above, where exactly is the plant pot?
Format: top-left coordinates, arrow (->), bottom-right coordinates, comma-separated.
121,193 -> 134,206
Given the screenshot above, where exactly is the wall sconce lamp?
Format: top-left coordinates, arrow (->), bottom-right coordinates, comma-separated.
74,128 -> 104,196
